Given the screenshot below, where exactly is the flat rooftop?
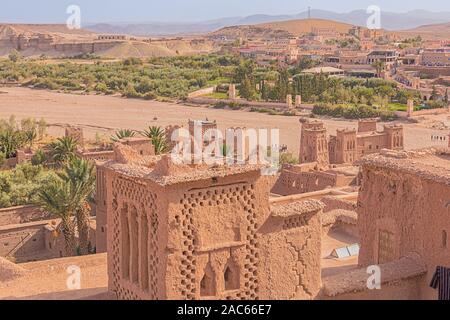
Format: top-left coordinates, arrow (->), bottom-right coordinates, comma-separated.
359,148 -> 450,186
0,254 -> 109,300
321,230 -> 359,278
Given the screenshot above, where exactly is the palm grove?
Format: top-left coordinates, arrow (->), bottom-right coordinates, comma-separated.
1,115 -> 173,256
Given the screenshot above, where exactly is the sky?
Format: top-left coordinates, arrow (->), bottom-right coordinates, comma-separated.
1,0 -> 449,24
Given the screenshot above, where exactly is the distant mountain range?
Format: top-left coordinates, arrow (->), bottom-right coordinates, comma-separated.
85,9 -> 450,36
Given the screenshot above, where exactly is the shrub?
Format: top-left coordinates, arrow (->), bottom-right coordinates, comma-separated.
31,149 -> 47,166
280,153 -> 299,165
312,103 -> 397,120
0,152 -> 5,167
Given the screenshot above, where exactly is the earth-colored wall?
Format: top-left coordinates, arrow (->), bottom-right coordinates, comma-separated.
0,205 -> 48,227
358,164 -> 450,300
104,154 -> 324,300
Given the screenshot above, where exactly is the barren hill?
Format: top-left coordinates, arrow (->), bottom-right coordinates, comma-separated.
396,22 -> 450,39
0,23 -> 217,58
211,18 -> 355,38
97,40 -> 216,58
258,18 -> 354,36
0,24 -> 96,41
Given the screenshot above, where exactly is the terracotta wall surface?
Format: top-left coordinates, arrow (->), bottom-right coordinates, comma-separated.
0,220 -> 50,262
357,149 -> 450,300
271,168 -> 355,196
103,147 -> 324,300
321,253 -> 426,300
259,200 -> 323,299
0,205 -> 48,227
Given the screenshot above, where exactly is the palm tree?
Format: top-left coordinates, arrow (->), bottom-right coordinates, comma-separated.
50,136 -> 78,165
111,129 -> 136,142
372,61 -> 386,78
141,126 -> 168,155
38,157 -> 96,256
38,179 -> 78,256
58,157 -> 96,255
24,128 -> 37,149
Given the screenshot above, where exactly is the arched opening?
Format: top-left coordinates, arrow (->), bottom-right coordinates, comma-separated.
224,260 -> 240,291
140,213 -> 149,291
200,263 -> 216,297
130,206 -> 139,284
120,204 -> 130,279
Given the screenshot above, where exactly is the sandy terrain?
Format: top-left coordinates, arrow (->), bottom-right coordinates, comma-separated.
0,253 -> 109,300
0,87 -> 448,154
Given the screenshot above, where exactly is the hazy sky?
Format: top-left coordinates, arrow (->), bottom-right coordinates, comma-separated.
1,0 -> 450,23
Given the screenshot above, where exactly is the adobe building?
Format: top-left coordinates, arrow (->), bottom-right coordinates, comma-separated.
299,119 -> 329,168
65,126 -> 84,148
300,118 -> 404,167
354,148 -> 450,299
95,138 -> 155,253
101,145 -> 323,300
271,163 -> 358,196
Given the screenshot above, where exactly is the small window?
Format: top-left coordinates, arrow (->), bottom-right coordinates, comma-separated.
442,230 -> 447,248
200,263 -> 216,297
224,261 -> 240,291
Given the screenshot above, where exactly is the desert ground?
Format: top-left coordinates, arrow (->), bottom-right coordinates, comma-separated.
0,86 -> 449,154
0,253 -> 109,300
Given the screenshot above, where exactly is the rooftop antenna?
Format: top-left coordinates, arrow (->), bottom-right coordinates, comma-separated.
308,6 -> 311,19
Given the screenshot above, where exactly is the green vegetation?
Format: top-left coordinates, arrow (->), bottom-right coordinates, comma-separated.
38,157 -> 96,256
50,136 -> 78,166
280,152 -> 299,165
141,126 -> 168,155
232,59 -> 423,115
398,36 -> 422,49
204,92 -> 229,99
0,54 -> 239,100
0,116 -> 46,159
111,129 -> 137,142
0,163 -> 58,208
312,103 -> 397,121
325,38 -> 360,49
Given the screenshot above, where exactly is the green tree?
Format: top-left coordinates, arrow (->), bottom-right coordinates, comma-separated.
372,61 -> 386,78
38,157 -> 95,256
239,76 -> 257,100
38,179 -> 78,256
50,136 -> 78,165
8,49 -> 20,63
0,126 -> 25,158
141,126 -> 168,155
111,129 -> 137,142
274,69 -> 290,102
0,152 -> 5,167
58,157 -> 96,255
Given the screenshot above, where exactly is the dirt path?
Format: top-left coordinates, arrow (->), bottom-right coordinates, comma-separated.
0,87 -> 448,153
